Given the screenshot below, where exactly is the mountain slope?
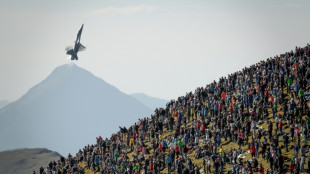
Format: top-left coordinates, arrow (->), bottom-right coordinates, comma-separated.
0,100 -> 9,109
131,93 -> 168,111
0,148 -> 60,174
0,63 -> 152,155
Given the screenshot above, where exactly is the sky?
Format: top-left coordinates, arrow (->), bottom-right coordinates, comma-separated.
0,0 -> 310,102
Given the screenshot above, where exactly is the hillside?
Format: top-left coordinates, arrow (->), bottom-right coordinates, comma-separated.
38,44 -> 310,174
0,63 -> 152,155
0,148 -> 60,174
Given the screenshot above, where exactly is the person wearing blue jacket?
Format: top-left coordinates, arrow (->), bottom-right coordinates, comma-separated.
166,154 -> 172,174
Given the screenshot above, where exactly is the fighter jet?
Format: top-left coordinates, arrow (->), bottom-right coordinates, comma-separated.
65,24 -> 86,60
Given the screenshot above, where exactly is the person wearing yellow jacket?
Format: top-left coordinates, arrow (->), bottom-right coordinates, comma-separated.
219,146 -> 223,157
159,134 -> 163,140
129,138 -> 134,151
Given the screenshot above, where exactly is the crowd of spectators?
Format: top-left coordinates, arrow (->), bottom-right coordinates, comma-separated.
37,44 -> 310,174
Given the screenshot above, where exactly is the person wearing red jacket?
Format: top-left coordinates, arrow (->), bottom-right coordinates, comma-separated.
158,143 -> 162,151
258,164 -> 264,174
149,161 -> 153,171
278,120 -> 283,132
175,144 -> 180,157
201,123 -> 206,134
196,120 -> 201,129
250,144 -> 256,157
221,91 -> 226,100
289,162 -> 294,174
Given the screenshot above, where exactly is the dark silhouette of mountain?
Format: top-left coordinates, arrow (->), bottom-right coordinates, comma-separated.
0,148 -> 60,174
0,63 -> 152,155
131,93 -> 167,111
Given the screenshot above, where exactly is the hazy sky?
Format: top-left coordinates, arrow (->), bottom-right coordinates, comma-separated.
0,0 -> 309,101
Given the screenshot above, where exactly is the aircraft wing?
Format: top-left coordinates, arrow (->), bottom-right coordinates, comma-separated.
78,43 -> 86,51
66,49 -> 74,55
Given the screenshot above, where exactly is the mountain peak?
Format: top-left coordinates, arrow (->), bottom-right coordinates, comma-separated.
50,63 -> 85,77
0,64 -> 152,155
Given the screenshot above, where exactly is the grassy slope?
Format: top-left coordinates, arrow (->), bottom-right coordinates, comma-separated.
79,87 -> 309,174
0,148 -> 60,174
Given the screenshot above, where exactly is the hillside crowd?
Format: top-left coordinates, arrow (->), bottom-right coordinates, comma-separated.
38,44 -> 310,174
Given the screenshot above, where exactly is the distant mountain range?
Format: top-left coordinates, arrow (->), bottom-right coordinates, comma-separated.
0,100 -> 9,109
0,148 -> 60,174
131,93 -> 167,111
0,63 -> 153,155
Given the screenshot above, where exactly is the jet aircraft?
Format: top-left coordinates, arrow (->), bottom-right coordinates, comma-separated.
65,24 -> 85,60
